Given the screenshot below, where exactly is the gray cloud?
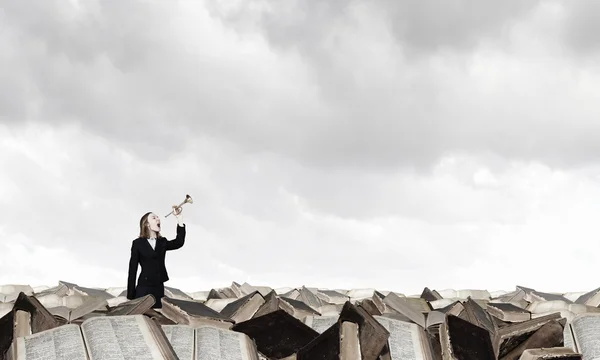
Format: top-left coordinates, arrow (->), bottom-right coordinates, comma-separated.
202,0 -> 600,170
383,0 -> 538,54
206,0 -> 539,55
561,1 -> 600,55
3,0 -> 600,173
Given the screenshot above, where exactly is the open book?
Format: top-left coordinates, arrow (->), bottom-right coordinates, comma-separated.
12,315 -> 178,360
563,312 -> 600,359
47,296 -> 108,324
161,324 -> 260,360
374,315 -> 434,360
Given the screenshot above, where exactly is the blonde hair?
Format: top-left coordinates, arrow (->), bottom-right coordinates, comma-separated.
139,212 -> 161,238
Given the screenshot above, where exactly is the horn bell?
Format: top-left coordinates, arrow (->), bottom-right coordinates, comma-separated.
165,194 -> 194,217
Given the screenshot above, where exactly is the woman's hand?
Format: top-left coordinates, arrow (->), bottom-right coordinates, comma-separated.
173,205 -> 184,226
172,205 -> 182,216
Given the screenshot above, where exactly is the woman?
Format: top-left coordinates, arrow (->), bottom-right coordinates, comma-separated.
127,205 -> 186,308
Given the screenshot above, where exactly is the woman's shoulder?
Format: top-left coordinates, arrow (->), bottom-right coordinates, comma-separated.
131,237 -> 145,244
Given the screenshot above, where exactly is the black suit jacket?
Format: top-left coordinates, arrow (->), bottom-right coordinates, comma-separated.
127,224 -> 186,300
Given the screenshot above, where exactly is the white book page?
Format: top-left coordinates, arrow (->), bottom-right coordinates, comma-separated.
571,314 -> 600,360
195,326 -> 249,360
304,316 -> 338,334
374,316 -> 424,360
16,324 -> 87,360
563,323 -> 576,352
162,325 -> 194,360
81,315 -> 163,360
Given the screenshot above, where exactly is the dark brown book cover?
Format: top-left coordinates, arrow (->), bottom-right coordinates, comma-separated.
500,320 -> 563,360
232,309 -> 319,359
0,310 -> 14,360
374,291 -> 386,301
463,297 -> 497,334
359,299 -> 383,316
281,296 -> 321,316
446,314 -> 495,360
0,293 -> 62,360
421,287 -> 442,302
207,288 -> 225,300
377,343 -> 391,360
220,291 -> 262,320
427,331 -> 443,360
338,301 -> 389,360
13,292 -> 61,333
253,290 -> 282,318
296,321 -> 340,360
462,297 -> 499,357
497,312 -> 562,358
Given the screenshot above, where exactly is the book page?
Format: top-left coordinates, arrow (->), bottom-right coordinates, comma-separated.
16,324 -> 87,360
162,325 -> 194,360
70,297 -> 107,321
519,347 -> 582,360
14,310 -> 32,338
81,315 -> 163,360
304,315 -> 338,334
564,323 -> 576,352
195,326 -> 249,360
231,294 -> 265,323
374,316 -> 425,360
571,314 -> 600,360
382,294 -> 426,328
425,311 -> 445,328
339,321 -> 360,360
0,302 -> 14,318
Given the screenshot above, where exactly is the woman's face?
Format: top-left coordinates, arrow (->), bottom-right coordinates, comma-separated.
147,213 -> 161,233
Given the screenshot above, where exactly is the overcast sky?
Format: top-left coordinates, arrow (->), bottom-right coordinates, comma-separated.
2,0 -> 600,296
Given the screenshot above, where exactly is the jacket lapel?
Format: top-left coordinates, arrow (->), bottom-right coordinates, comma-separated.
139,238 -> 158,258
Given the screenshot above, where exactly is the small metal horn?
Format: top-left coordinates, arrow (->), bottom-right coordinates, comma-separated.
165,194 -> 193,217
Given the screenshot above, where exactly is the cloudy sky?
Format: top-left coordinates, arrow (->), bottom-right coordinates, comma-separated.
2,0 -> 600,296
